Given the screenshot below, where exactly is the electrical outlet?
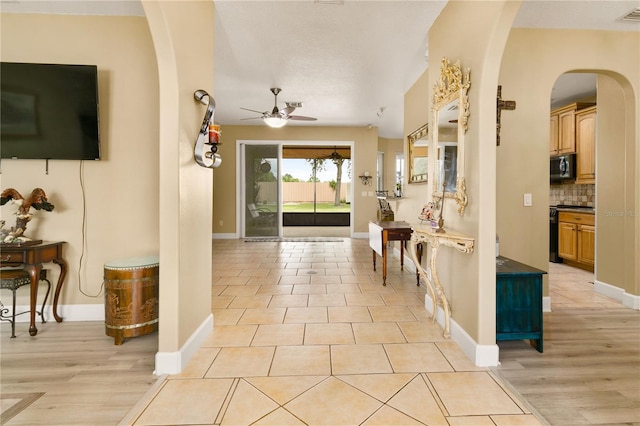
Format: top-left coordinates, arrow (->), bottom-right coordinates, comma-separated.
524,193 -> 532,206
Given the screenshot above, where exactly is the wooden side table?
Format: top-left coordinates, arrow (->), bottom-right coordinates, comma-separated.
368,221 -> 413,286
0,241 -> 67,336
496,256 -> 546,352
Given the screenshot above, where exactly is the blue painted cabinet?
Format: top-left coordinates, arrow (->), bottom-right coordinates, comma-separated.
496,256 -> 546,352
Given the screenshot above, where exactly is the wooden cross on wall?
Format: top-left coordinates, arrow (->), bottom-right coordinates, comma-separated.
496,85 -> 516,146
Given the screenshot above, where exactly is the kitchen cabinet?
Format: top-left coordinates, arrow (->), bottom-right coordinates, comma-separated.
576,106 -> 596,184
549,114 -> 559,155
550,102 -> 595,156
558,211 -> 595,270
558,222 -> 578,260
578,224 -> 595,265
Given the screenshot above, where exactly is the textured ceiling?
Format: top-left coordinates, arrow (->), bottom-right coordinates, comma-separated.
2,1 -> 638,138
213,1 -> 446,138
213,0 -> 638,138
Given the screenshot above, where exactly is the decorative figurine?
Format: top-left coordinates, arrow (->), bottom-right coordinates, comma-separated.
419,201 -> 436,225
0,188 -> 54,243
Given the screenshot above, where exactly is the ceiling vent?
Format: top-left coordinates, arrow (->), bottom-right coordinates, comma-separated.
620,7 -> 640,22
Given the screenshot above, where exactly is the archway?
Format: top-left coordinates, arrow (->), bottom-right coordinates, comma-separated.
547,70 -> 637,309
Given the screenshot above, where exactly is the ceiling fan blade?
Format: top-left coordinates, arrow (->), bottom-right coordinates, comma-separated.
281,105 -> 296,115
287,115 -> 317,121
240,107 -> 267,115
240,117 -> 263,121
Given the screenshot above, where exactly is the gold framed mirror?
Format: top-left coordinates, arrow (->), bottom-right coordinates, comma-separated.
407,123 -> 429,184
432,57 -> 470,215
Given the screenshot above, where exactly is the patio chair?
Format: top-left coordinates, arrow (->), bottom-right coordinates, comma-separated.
248,203 -> 276,227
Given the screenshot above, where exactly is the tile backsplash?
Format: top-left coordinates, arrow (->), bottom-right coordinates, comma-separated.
550,183 -> 595,207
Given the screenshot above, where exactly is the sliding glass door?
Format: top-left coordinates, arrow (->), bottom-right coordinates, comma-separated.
242,144 -> 280,237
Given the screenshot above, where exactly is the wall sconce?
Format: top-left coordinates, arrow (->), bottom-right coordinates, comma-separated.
193,89 -> 222,169
359,171 -> 373,185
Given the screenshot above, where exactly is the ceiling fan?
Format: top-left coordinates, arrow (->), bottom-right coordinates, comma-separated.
241,88 -> 317,128
316,146 -> 349,163
324,146 -> 345,162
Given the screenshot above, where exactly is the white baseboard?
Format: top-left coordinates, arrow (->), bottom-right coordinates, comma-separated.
11,303 -> 104,322
212,233 -> 238,239
622,292 -> 640,310
154,313 -> 213,375
402,247 -> 499,366
10,303 -> 215,376
595,280 -> 640,310
424,293 -> 500,367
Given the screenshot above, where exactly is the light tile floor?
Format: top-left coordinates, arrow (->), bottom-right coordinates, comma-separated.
547,261 -> 618,309
130,238 -> 541,425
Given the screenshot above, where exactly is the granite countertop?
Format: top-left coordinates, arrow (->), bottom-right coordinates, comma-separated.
555,205 -> 595,214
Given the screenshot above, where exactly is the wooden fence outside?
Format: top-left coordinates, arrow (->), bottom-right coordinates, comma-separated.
256,182 -> 350,203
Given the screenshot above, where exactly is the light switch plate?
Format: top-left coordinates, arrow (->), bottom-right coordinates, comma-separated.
524,193 -> 532,206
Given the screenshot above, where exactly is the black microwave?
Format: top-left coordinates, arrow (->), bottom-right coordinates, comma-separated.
550,154 -> 576,182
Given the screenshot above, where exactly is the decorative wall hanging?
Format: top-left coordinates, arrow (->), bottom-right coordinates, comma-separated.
193,89 -> 222,168
496,85 -> 516,146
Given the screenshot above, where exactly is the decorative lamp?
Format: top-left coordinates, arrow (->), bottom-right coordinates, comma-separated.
359,171 -> 373,185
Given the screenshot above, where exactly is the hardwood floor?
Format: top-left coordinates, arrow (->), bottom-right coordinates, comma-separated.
494,263 -> 640,425
0,321 -> 158,425
1,253 -> 638,425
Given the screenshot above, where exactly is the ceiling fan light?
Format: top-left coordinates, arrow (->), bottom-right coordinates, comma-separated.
263,116 -> 287,128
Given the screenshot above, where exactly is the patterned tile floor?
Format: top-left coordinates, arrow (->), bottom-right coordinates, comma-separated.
130,238 -> 541,425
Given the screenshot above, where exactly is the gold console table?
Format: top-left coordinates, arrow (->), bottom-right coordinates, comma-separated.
409,225 -> 474,338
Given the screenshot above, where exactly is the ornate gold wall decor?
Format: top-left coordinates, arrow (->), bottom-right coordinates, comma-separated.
408,123 -> 429,183
432,57 -> 471,215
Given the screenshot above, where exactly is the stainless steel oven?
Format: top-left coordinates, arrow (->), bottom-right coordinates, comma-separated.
549,206 -> 563,263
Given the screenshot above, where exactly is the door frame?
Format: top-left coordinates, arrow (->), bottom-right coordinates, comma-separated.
236,140 -> 355,238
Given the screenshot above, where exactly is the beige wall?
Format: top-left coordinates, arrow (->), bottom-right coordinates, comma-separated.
400,69 -> 431,223
377,137 -> 403,195
212,125 -> 379,236
498,29 -> 639,298
596,74 -> 637,293
142,0 -> 215,356
420,2 -> 639,350
2,1 -> 217,361
426,0 -> 521,345
0,14 -> 160,307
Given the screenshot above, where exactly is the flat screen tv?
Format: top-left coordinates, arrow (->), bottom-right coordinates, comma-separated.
1,62 -> 100,160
